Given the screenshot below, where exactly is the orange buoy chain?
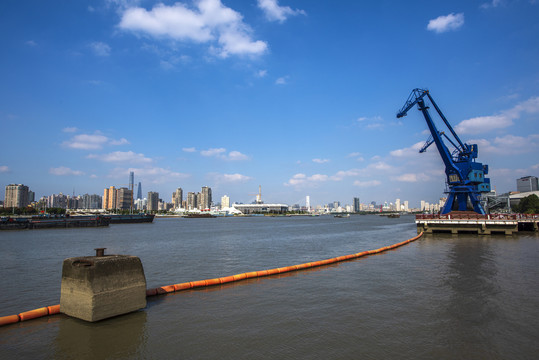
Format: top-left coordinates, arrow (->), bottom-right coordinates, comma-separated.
0,232 -> 423,326
146,232 -> 423,297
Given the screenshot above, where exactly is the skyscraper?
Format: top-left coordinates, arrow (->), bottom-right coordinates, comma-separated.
353,197 -> 360,212
172,188 -> 183,209
306,196 -> 310,211
117,188 -> 133,210
137,182 -> 142,200
187,192 -> 197,210
103,186 -> 117,210
147,192 -> 159,211
4,184 -> 30,208
200,186 -> 212,210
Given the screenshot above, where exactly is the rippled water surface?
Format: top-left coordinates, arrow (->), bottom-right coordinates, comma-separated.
1,215 -> 538,359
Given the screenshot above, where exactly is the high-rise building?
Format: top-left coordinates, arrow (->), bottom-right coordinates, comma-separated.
403,201 -> 409,212
353,197 -> 360,212
4,184 -> 30,208
103,186 -> 117,210
200,186 -> 212,210
517,176 -> 539,193
137,182 -> 142,200
172,188 -> 183,209
395,199 -> 401,212
221,195 -> 230,209
306,196 -> 310,211
117,187 -> 133,210
147,192 -> 159,211
80,194 -> 102,209
187,192 -> 197,210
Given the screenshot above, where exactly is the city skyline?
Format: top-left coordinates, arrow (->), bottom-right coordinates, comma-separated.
1,1 -> 538,206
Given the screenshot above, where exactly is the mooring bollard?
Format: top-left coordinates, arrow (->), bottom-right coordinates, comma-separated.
60,248 -> 147,322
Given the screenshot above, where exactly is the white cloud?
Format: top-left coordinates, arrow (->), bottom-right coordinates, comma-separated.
275,76 -> 288,85
392,173 -> 430,183
62,127 -> 79,133
63,133 -> 129,150
257,0 -> 305,23
0,165 -> 10,173
200,147 -> 249,160
201,147 -> 227,157
427,13 -> 464,33
227,150 -> 249,161
285,173 -> 306,186
390,142 -> 424,157
353,180 -> 381,187
25,40 -> 37,47
216,173 -> 252,182
182,147 -> 197,152
455,96 -> 539,134
312,158 -> 330,164
367,161 -> 394,171
330,169 -> 361,181
87,151 -> 152,163
481,0 -> 502,9
257,69 -> 267,77
49,167 -> 85,176
89,41 -> 111,56
118,0 -> 268,58
468,134 -> 539,155
454,114 -> 512,134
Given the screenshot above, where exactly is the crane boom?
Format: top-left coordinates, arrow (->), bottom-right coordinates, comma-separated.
397,88 -> 491,214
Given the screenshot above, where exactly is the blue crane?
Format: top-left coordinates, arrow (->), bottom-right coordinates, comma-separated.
396,88 -> 490,214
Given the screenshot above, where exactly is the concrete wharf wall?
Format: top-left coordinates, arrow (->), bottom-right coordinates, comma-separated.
416,213 -> 538,235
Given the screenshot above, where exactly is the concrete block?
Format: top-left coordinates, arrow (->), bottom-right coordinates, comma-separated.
60,254 -> 147,322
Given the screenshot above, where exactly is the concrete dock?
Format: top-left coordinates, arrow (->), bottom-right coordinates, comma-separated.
416,213 -> 538,235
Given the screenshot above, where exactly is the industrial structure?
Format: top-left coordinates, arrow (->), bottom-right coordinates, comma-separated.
397,89 -> 491,214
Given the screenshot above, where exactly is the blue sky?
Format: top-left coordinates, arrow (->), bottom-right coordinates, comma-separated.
1,0 -> 538,207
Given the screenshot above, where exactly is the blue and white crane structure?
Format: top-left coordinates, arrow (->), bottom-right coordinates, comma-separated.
396,88 -> 491,214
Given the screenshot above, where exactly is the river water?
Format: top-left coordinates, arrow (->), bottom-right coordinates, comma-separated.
0,215 -> 538,359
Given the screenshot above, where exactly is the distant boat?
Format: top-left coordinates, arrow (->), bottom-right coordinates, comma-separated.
107,213 -> 155,223
388,214 -> 400,218
184,213 -> 216,218
334,214 -> 350,218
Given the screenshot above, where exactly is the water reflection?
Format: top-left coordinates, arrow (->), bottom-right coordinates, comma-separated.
442,235 -> 501,356
54,311 -> 147,359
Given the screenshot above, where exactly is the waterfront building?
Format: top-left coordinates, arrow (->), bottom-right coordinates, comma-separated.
187,192 -> 197,210
395,199 -> 401,212
80,194 -> 102,209
103,186 -> 117,210
172,188 -> 183,209
147,192 -> 159,211
221,195 -> 230,209
517,176 -> 539,193
403,201 -> 409,212
48,193 -> 68,209
4,184 -> 30,208
353,197 -> 360,212
116,187 -> 133,210
306,196 -> 310,212
200,186 -> 212,210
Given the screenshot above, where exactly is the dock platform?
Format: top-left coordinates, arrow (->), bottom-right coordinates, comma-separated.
416,213 -> 538,235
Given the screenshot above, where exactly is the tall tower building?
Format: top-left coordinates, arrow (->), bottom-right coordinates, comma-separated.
117,188 -> 133,210
200,186 -> 212,210
353,197 -> 360,212
187,192 -> 197,210
172,188 -> 183,209
137,182 -> 142,200
306,196 -> 310,211
103,186 -> 117,210
4,184 -> 30,208
221,195 -> 230,209
395,199 -> 401,212
147,192 -> 159,211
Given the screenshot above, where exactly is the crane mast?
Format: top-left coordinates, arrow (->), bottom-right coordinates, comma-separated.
397,89 -> 491,214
